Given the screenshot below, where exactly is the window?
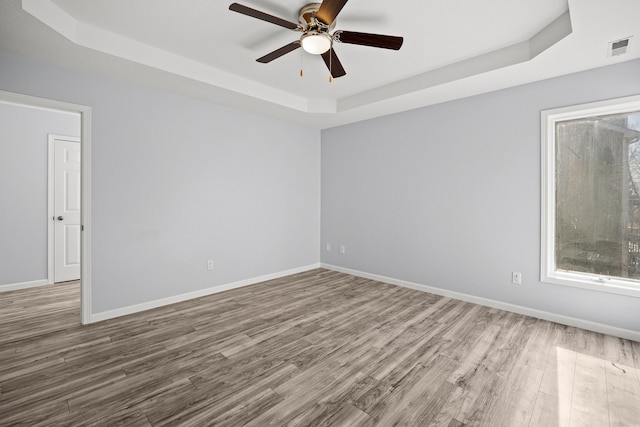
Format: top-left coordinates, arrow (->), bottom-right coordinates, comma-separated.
542,95 -> 640,297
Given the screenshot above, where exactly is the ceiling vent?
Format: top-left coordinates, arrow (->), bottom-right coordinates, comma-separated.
609,37 -> 632,57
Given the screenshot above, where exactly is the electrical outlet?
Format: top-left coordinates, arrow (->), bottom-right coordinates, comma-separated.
340,245 -> 346,254
207,260 -> 214,271
325,243 -> 331,252
512,272 -> 522,285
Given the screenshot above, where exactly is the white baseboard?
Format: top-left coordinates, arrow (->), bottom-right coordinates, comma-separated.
0,279 -> 49,292
89,263 -> 321,323
321,263 -> 640,343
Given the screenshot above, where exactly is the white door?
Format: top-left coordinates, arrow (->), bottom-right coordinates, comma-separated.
54,137 -> 81,282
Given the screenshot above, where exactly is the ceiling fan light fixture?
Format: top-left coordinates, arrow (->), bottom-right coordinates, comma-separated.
300,31 -> 332,55
229,1 -> 403,78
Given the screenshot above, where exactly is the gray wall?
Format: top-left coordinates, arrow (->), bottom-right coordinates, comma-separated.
321,59 -> 640,332
0,52 -> 320,313
0,102 -> 80,286
2,46 -> 638,332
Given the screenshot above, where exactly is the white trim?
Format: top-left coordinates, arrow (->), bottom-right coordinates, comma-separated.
0,90 -> 92,325
47,136 -> 54,285
80,108 -> 92,325
0,279 -> 49,292
89,263 -> 321,323
541,94 -> 640,299
48,134 -> 80,285
322,263 -> 640,343
0,99 -> 81,116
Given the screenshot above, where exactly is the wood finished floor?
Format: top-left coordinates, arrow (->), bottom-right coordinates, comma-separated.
1,269 -> 639,426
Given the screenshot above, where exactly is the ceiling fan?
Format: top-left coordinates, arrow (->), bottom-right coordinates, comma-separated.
229,0 -> 403,78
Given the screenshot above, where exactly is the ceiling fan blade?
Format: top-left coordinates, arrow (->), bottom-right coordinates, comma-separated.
256,42 -> 301,63
316,0 -> 349,26
336,31 -> 403,50
229,3 -> 299,30
321,49 -> 346,78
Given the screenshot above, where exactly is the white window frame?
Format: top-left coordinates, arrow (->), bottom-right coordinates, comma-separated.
541,94 -> 640,298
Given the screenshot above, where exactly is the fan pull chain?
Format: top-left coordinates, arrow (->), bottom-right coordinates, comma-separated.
299,48 -> 304,77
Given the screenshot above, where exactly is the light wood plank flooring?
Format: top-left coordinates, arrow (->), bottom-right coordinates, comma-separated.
1,269 -> 639,426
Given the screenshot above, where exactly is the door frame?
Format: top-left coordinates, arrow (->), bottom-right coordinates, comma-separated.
48,134 -> 81,285
0,89 -> 92,325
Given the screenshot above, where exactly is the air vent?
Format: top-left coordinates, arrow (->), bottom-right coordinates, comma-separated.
609,37 -> 631,57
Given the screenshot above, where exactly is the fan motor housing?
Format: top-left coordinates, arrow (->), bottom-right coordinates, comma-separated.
299,3 -> 336,31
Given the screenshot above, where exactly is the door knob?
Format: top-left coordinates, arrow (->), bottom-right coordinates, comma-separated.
57,216 -> 64,221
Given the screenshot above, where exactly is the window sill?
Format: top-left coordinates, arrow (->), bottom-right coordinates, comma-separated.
542,271 -> 640,298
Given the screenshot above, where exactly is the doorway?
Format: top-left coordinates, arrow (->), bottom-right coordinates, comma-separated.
0,90 -> 92,324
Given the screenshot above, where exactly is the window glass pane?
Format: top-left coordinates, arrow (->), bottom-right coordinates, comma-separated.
555,111 -> 640,279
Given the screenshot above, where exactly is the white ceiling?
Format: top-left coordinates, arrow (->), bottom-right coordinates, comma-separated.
1,0 -> 639,128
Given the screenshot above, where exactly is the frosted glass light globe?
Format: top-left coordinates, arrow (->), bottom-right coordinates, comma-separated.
300,31 -> 332,55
